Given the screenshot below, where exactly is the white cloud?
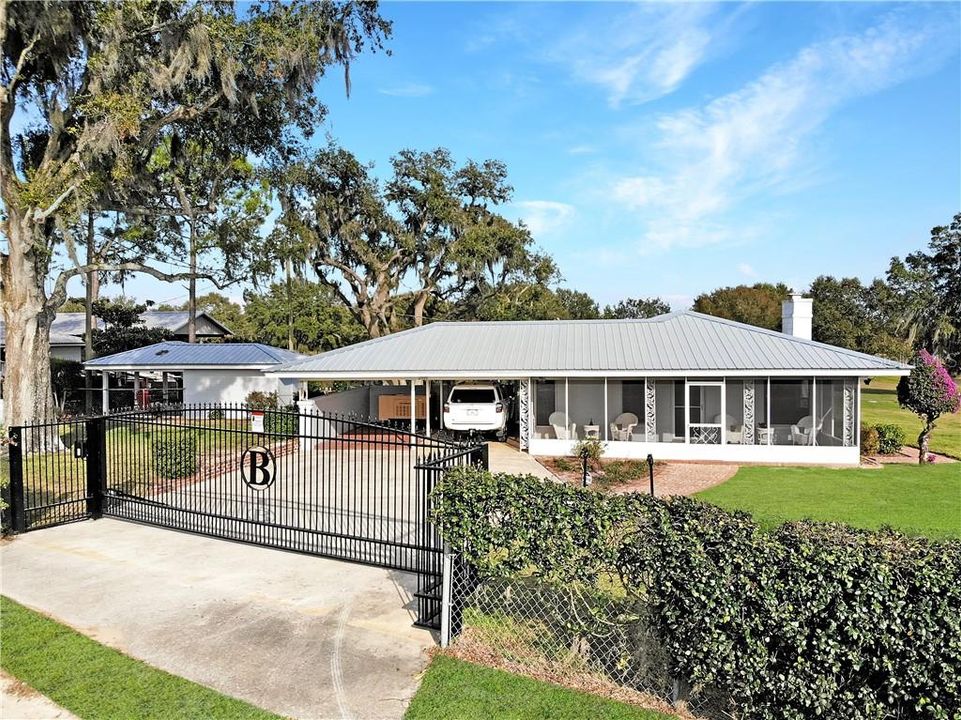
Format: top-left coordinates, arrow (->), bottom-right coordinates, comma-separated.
513,200 -> 575,237
567,144 -> 596,156
737,263 -> 757,279
549,4 -> 719,108
610,7 -> 959,251
378,82 -> 434,98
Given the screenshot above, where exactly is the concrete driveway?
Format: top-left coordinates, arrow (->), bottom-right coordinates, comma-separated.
0,520 -> 434,720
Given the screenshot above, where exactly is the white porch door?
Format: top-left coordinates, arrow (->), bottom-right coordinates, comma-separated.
686,382 -> 724,445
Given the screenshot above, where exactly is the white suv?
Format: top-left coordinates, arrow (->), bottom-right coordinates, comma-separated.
443,384 -> 508,437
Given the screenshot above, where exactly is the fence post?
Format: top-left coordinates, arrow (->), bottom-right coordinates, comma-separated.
85,416 -> 106,519
6,426 -> 26,533
440,543 -> 453,648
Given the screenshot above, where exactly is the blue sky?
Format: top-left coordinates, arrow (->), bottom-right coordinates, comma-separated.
94,1 -> 961,309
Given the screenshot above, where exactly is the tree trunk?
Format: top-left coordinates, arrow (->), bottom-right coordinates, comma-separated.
188,218 -> 197,343
1,209 -> 59,441
412,290 -> 430,328
917,420 -> 934,464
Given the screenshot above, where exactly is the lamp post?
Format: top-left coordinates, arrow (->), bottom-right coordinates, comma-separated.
580,446 -> 592,487
647,453 -> 655,496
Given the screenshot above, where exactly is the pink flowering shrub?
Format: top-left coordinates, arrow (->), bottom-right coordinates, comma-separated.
897,350 -> 961,464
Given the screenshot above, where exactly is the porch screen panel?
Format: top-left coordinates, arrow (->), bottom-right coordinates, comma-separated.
654,380 -> 683,443
534,380 -> 556,426
815,378 -> 857,447
770,378 -> 812,445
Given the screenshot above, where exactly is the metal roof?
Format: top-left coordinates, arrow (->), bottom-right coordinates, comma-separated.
269,312 -> 911,379
85,341 -> 303,369
0,325 -> 84,347
45,311 -> 231,337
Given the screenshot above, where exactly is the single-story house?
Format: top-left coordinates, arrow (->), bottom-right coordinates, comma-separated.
50,310 -> 232,342
269,297 -> 911,465
0,325 -> 86,364
84,341 -> 305,411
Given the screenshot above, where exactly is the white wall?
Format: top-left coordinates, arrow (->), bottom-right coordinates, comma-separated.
529,437 -> 860,465
51,345 -> 83,362
182,369 -> 282,405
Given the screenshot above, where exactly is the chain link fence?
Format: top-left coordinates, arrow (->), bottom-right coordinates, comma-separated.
442,553 -> 723,719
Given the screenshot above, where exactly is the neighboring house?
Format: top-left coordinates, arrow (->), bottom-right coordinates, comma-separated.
84,341 -> 305,411
269,296 -> 911,465
49,310 -> 232,343
0,325 -> 86,364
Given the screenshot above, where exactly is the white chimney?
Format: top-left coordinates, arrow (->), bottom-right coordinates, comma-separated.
782,293 -> 813,341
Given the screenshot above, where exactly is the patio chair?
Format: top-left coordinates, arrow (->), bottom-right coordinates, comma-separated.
792,410 -> 832,446
549,411 -> 576,440
609,412 -> 638,441
713,413 -> 744,443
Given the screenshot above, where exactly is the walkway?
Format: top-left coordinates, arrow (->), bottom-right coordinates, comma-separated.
0,520 -> 434,720
486,442 -> 557,480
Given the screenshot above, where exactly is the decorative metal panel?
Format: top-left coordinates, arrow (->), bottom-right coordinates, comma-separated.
690,426 -> 721,444
743,380 -> 755,445
518,379 -> 531,451
645,379 -> 656,442
843,380 -> 856,447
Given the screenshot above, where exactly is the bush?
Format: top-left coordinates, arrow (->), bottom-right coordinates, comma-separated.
599,459 -> 646,486
571,438 -> 605,468
264,406 -> 297,437
433,467 -> 961,720
207,408 -> 225,420
860,425 -> 880,456
152,432 -> 198,480
874,423 -> 906,455
245,390 -> 279,409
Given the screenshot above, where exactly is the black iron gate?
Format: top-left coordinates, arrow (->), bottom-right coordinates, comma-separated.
3,404 -> 486,628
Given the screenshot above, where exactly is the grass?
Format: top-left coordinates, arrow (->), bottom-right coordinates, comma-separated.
861,376 -> 961,459
405,655 -> 672,720
0,596 -> 282,720
696,463 -> 961,539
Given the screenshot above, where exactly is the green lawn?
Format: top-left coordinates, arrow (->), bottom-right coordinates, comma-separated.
0,596 -> 282,720
861,376 -> 960,459
696,464 -> 961,539
405,655 -> 672,720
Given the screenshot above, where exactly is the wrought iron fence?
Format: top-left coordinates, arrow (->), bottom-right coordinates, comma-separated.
3,403 -> 487,630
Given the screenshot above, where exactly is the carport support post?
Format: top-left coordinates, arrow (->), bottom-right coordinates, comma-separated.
410,379 -> 416,437
162,372 -> 169,404
101,372 -> 109,414
85,416 -> 107,520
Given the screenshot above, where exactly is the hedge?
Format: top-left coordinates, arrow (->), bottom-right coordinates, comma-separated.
152,432 -> 198,480
433,467 -> 961,719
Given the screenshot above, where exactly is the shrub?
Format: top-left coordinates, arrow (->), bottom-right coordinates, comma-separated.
571,438 -> 605,468
433,467 -> 961,720
207,408 -> 225,420
152,432 -> 198,480
245,390 -> 279,410
874,423 -> 906,455
264,406 -> 298,437
599,459 -> 646,486
860,425 -> 880,456
898,350 -> 961,464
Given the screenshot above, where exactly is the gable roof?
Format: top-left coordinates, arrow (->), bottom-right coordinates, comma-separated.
84,341 -> 303,370
47,311 -> 232,337
269,311 -> 911,379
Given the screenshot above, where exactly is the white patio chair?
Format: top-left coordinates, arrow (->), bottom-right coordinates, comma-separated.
549,411 -> 576,440
792,410 -> 832,446
609,412 -> 638,441
713,413 -> 744,444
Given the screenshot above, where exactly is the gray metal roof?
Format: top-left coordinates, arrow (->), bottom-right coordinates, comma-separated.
46,311 -> 231,337
269,312 -> 911,379
85,341 -> 303,369
0,325 -> 84,347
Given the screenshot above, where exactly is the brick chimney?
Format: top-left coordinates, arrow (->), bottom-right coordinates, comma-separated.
782,293 -> 813,341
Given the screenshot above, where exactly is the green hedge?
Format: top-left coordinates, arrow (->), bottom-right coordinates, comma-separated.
433,467 -> 961,719
152,432 -> 198,480
875,423 -> 906,455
